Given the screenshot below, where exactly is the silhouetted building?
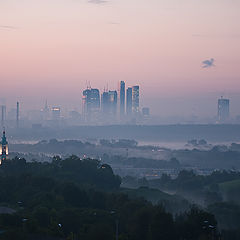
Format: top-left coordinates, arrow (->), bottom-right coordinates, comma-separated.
101,91 -> 110,114
52,107 -> 61,120
82,88 -> 100,121
108,91 -> 118,116
101,90 -> 118,117
43,100 -> 50,120
1,105 -> 6,127
0,130 -> 8,164
126,87 -> 132,116
119,81 -> 125,117
82,89 -> 91,117
218,97 -> 229,122
132,86 -> 140,115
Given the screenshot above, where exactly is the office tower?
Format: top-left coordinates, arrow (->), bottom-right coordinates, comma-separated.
132,86 -> 140,115
101,91 -> 110,114
16,102 -> 19,128
52,107 -> 61,120
1,105 -> 6,127
82,88 -> 100,120
108,91 -> 118,116
43,100 -> 49,120
101,90 -> 117,118
82,89 -> 91,117
119,81 -> 125,117
218,97 -> 229,122
0,129 -> 8,164
126,87 -> 132,116
89,89 -> 100,110
142,107 -> 150,117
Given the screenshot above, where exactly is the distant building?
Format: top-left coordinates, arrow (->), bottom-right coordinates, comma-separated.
101,90 -> 118,117
42,100 -> 50,120
108,91 -> 118,116
16,102 -> 20,128
52,107 -> 61,120
82,88 -> 100,121
101,91 -> 109,114
82,89 -> 91,117
126,87 -> 133,116
218,97 -> 229,122
119,81 -> 125,117
1,105 -> 6,127
132,86 -> 140,115
142,107 -> 150,117
0,130 -> 8,164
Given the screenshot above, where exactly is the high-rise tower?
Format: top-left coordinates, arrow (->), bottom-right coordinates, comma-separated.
218,97 -> 229,123
132,86 -> 140,115
119,81 -> 125,117
101,90 -> 117,118
126,87 -> 132,116
52,107 -> 61,120
82,88 -> 100,121
108,91 -> 118,116
43,100 -> 49,120
0,129 -> 8,164
101,91 -> 110,114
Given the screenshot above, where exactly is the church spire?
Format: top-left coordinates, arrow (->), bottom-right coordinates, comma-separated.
0,128 -> 9,164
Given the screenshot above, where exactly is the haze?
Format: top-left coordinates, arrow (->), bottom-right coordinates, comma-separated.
0,0 -> 240,117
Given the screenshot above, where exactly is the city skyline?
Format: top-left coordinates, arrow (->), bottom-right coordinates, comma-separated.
81,82 -> 140,123
0,88 -> 238,127
0,0 -> 240,117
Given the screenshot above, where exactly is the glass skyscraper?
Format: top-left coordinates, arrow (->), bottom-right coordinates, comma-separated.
119,81 -> 125,117
218,97 -> 229,122
132,86 -> 140,115
82,88 -> 100,121
126,87 -> 132,116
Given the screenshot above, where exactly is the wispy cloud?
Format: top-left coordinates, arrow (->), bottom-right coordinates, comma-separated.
88,0 -> 108,4
0,25 -> 17,30
108,22 -> 120,25
192,33 -> 240,39
202,58 -> 215,68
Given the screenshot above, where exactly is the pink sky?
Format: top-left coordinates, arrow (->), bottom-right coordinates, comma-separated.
0,0 -> 239,116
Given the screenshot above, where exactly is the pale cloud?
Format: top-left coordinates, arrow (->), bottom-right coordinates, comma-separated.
88,0 -> 108,4
0,25 -> 17,30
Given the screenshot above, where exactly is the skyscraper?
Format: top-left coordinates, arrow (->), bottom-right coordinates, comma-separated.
82,89 -> 91,117
101,90 -> 117,118
101,91 -> 110,114
0,129 -> 8,164
132,86 -> 140,115
108,91 -> 118,116
218,97 -> 230,122
119,81 -> 125,117
52,107 -> 61,120
82,88 -> 100,121
43,100 -> 50,120
126,87 -> 132,116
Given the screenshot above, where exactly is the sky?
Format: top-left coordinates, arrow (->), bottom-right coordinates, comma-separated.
0,0 -> 240,117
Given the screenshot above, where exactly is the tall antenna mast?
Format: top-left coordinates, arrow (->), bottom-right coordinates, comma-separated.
16,102 -> 19,128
